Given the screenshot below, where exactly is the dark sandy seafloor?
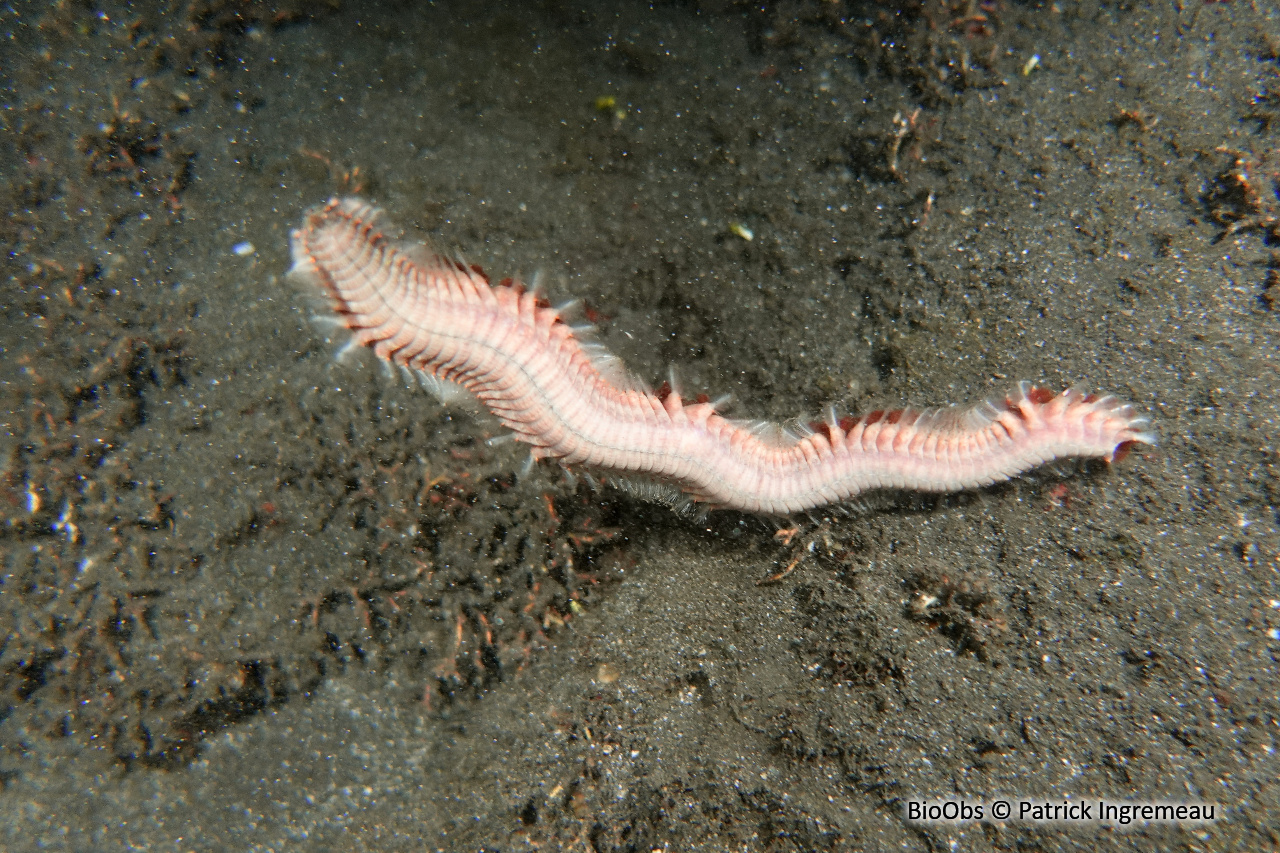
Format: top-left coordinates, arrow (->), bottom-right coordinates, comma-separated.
1,1 -> 1278,850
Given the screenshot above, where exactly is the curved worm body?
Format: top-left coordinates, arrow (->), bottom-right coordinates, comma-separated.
288,197 -> 1151,515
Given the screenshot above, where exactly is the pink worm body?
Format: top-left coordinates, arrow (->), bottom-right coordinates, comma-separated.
288,197 -> 1152,515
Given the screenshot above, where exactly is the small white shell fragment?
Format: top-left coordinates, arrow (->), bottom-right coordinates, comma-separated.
232,241 -> 256,256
